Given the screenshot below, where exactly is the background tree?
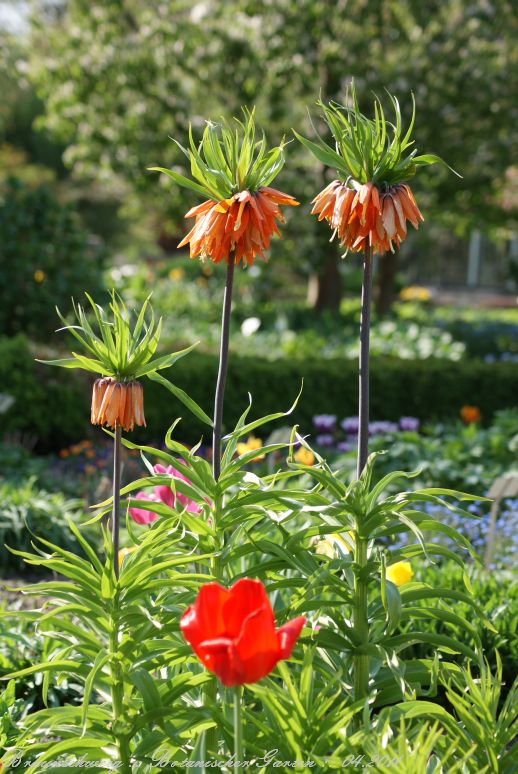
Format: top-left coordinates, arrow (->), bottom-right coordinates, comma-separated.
27,0 -> 518,309
0,177 -> 106,338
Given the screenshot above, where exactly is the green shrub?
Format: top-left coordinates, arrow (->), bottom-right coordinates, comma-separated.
0,335 -> 86,450
2,335 -> 518,449
141,352 -> 518,445
0,612 -> 82,713
0,478 -> 98,577
0,177 -> 106,339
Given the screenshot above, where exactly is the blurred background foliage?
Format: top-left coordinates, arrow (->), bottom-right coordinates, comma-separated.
0,0 -> 516,311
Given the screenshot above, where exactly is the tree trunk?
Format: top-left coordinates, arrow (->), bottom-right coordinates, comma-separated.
375,251 -> 398,316
310,252 -> 342,310
308,217 -> 342,311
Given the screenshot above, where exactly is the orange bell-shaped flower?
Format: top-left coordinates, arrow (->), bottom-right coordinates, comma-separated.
91,378 -> 146,432
178,187 -> 298,266
311,180 -> 424,255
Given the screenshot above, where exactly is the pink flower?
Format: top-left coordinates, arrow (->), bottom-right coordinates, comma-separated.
128,491 -> 160,525
128,463 -> 201,524
153,464 -> 201,514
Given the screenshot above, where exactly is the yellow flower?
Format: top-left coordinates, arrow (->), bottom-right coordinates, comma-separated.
386,561 -> 414,586
118,546 -> 137,568
169,267 -> 185,280
34,269 -> 45,283
236,435 -> 264,461
314,531 -> 355,558
399,285 -> 431,302
314,539 -> 335,558
294,447 -> 315,466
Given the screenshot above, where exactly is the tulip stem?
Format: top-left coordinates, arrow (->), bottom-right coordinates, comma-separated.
233,685 -> 243,774
357,246 -> 373,478
213,253 -> 235,482
112,423 -> 122,579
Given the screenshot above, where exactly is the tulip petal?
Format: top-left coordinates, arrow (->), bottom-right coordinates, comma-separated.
180,583 -> 231,650
128,491 -> 160,525
223,578 -> 274,637
195,637 -> 244,687
277,616 -> 306,659
234,604 -> 280,683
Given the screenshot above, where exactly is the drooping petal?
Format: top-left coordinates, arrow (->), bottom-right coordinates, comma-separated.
312,180 -> 424,255
383,196 -> 398,238
178,187 -> 298,266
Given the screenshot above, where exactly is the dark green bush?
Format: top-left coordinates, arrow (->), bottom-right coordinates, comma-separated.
0,335 -> 87,450
141,351 -> 518,445
1,335 -> 518,449
0,177 -> 106,338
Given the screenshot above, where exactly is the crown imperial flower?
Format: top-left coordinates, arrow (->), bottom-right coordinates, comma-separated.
150,110 -> 298,266
40,293 -> 195,433
91,377 -> 145,432
296,84 -> 459,255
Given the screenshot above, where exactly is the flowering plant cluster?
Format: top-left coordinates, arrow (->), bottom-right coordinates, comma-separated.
312,413 -> 420,452
3,94 -> 515,774
401,497 -> 518,570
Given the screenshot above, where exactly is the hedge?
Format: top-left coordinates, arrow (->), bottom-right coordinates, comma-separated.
2,336 -> 517,451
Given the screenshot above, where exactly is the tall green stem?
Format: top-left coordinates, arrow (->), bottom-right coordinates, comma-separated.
353,246 -> 373,706
110,615 -> 131,772
204,254 -> 235,770
202,543 -> 222,768
233,685 -> 243,774
109,423 -> 130,770
353,537 -> 369,702
112,423 -> 122,578
212,255 -> 235,481
357,247 -> 373,478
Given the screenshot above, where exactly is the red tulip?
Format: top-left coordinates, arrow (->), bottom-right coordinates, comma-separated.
180,578 -> 305,686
